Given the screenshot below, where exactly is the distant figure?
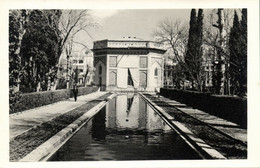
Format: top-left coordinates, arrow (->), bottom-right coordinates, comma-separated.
73,84 -> 78,102
155,87 -> 160,98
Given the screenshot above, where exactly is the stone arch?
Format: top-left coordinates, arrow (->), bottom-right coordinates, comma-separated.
99,65 -> 102,75
152,61 -> 162,88
154,67 -> 158,76
95,61 -> 106,86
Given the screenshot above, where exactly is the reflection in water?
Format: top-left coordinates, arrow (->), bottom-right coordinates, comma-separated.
127,96 -> 134,112
49,93 -> 201,161
92,107 -> 106,141
106,93 -> 170,132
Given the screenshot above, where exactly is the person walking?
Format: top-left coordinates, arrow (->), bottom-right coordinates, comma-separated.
73,84 -> 78,102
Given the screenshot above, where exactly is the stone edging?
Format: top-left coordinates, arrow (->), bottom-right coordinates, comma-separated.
139,93 -> 226,159
20,93 -> 117,162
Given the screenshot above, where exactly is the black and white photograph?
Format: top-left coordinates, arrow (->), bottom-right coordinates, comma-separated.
1,0 -> 260,167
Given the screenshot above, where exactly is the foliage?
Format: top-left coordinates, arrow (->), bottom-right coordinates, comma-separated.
185,9 -> 198,81
9,89 -> 22,113
56,76 -> 67,90
56,10 -> 97,89
185,9 -> 204,91
9,89 -> 70,114
153,9 -> 205,91
211,9 -> 225,95
9,9 -> 97,93
9,10 -> 62,92
229,9 -> 247,96
171,63 -> 186,89
153,19 -> 188,89
9,86 -> 98,114
9,10 -> 30,89
160,88 -> 247,128
20,10 -> 62,92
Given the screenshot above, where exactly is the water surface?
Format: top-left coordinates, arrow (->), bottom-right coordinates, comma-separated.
49,93 -> 201,161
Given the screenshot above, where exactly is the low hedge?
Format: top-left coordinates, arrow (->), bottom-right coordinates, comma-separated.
69,86 -> 98,97
10,86 -> 99,114
160,88 -> 247,128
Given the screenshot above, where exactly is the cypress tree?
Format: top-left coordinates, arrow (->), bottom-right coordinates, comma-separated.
185,9 -> 197,87
240,8 -> 247,95
241,9 -> 247,35
196,9 -> 204,89
229,10 -> 245,96
185,9 -> 204,91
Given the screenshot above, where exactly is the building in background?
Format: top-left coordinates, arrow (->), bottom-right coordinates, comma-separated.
92,37 -> 166,91
163,50 -> 176,88
202,47 -> 214,88
59,50 -> 94,86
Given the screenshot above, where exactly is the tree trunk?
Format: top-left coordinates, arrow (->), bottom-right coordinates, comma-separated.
36,82 -> 41,92
213,9 -> 226,95
12,29 -> 26,92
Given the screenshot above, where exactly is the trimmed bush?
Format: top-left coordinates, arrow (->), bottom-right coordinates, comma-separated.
9,89 -> 70,114
160,88 -> 247,128
9,86 -> 99,114
69,86 -> 98,98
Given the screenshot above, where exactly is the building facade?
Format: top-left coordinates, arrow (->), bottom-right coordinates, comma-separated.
92,37 -> 166,91
59,50 -> 94,86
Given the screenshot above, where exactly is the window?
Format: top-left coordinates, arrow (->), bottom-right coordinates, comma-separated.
79,69 -> 83,73
73,60 -> 77,64
79,60 -> 83,64
140,57 -> 148,68
140,71 -> 147,87
99,65 -> 102,75
109,70 -> 117,86
154,68 -> 158,76
109,56 -> 117,67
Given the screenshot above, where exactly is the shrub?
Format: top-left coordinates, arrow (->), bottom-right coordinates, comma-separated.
9,89 -> 22,113
70,86 -> 99,97
9,86 -> 99,114
160,88 -> 247,128
56,77 -> 67,90
9,89 -> 70,114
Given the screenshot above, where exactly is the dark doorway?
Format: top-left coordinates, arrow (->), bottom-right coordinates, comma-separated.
127,69 -> 134,86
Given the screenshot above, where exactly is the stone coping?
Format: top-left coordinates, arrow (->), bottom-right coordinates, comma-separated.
139,93 -> 226,159
20,93 -> 117,162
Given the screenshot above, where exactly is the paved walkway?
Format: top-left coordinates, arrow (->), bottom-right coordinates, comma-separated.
9,91 -> 107,140
155,94 -> 247,144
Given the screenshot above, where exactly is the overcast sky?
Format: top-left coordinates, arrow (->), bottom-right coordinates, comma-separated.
75,9 -> 191,51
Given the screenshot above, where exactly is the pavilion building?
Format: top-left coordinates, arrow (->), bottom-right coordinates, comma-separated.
92,37 -> 166,91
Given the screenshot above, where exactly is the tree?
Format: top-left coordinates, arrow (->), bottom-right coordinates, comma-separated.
153,10 -> 206,91
9,10 -> 31,92
203,9 -> 234,95
9,10 -> 62,92
56,10 -> 96,89
19,10 -> 62,92
185,9 -> 204,91
196,9 -> 203,61
240,8 -> 247,95
229,9 -> 247,96
211,9 -> 225,94
9,9 -> 97,92
185,9 -> 197,84
153,19 -> 189,89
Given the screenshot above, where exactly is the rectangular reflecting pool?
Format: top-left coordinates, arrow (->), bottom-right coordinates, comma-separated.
49,93 -> 201,161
